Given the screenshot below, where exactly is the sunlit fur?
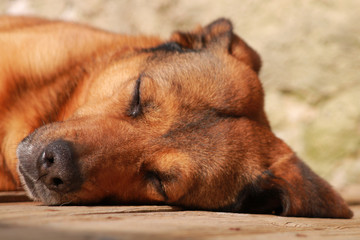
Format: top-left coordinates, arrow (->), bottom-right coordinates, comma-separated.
0,16 -> 352,218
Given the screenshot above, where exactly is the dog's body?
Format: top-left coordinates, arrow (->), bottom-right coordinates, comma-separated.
0,16 -> 352,218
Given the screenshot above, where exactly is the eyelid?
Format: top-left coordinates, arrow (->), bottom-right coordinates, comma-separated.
128,76 -> 142,117
146,171 -> 168,202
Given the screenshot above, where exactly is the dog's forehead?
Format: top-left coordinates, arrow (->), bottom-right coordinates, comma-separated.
144,51 -> 234,89
140,49 -> 264,119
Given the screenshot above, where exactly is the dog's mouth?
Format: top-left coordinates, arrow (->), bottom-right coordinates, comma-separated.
17,163 -> 40,200
17,134 -> 84,205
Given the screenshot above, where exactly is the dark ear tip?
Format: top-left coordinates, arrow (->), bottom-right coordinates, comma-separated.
347,209 -> 354,219
205,18 -> 233,34
340,205 -> 354,219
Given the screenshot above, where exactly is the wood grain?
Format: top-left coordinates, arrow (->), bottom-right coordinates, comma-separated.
0,202 -> 359,240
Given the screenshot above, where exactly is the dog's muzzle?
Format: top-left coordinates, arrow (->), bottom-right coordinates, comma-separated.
17,135 -> 83,201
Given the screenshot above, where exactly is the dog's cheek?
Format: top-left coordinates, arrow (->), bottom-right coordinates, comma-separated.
142,150 -> 195,203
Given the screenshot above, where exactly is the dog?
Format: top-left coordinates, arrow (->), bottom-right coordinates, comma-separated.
0,16 -> 353,218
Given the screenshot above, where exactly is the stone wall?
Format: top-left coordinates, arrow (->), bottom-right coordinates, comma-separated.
1,0 -> 359,189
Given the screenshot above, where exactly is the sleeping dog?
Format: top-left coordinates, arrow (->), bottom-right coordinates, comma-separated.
0,16 -> 352,218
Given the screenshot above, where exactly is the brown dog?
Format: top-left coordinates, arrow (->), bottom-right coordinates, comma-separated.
0,16 -> 352,218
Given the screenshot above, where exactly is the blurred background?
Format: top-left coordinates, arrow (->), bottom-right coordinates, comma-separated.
1,0 -> 359,199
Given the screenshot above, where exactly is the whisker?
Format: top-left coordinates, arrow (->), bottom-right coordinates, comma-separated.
36,173 -> 48,182
60,200 -> 73,206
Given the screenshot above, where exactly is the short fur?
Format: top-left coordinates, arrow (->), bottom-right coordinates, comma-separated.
0,16 -> 352,218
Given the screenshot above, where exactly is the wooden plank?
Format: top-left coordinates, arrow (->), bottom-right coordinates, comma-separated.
0,202 -> 359,240
0,191 -> 30,202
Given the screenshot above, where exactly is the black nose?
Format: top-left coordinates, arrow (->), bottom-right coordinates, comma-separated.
37,140 -> 82,193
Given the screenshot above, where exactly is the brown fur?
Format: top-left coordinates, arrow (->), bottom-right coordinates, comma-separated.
0,16 -> 353,218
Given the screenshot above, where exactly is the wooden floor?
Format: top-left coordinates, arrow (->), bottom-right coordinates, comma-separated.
0,193 -> 360,240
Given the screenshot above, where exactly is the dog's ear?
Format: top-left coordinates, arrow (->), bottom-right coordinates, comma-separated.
170,18 -> 261,73
239,155 -> 353,218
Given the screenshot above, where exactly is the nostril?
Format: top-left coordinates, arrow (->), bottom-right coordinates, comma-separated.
37,139 -> 82,193
46,155 -> 54,164
41,151 -> 55,167
52,177 -> 64,187
45,155 -> 54,164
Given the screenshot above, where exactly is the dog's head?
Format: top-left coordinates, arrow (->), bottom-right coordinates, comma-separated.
17,19 -> 352,218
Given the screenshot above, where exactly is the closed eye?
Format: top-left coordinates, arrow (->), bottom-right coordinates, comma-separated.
146,171 -> 168,202
128,76 -> 142,117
